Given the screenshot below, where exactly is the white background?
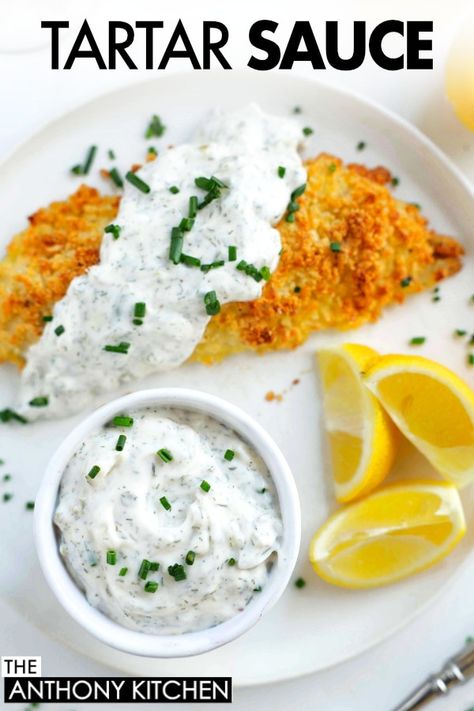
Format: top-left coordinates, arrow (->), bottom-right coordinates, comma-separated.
2,1 -> 474,709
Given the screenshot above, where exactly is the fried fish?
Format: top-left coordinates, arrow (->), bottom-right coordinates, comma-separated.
0,154 -> 463,369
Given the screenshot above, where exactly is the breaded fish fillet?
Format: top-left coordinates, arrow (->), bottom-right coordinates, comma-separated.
0,155 -> 463,368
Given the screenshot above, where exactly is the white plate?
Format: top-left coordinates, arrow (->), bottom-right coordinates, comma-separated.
1,72 -> 474,687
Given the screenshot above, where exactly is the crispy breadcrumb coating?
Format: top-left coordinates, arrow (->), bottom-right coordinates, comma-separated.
0,155 -> 463,368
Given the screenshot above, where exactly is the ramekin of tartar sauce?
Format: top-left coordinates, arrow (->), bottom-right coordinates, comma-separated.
34,388 -> 301,658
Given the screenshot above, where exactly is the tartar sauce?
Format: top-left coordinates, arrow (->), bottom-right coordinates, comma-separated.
54,407 -> 282,634
18,105 -> 306,419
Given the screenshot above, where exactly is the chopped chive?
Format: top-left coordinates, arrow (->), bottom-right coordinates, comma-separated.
29,396 -> 48,407
200,480 -> 211,492
133,319 -> 143,326
109,167 -> 124,188
391,177 -> 400,187
108,149 -> 116,160
3,493 -> 13,502
119,567 -> 128,577
185,550 -> 196,565
157,448 -> 173,463
278,166 -> 286,178
125,171 -> 151,194
105,224 -> 121,240
149,562 -> 160,571
293,106 -> 302,114
200,260 -> 225,273
83,146 -> 97,175
194,175 -> 228,209
295,577 -> 306,589
145,114 -> 166,139
25,501 -> 35,511
138,559 -> 151,580
195,176 -> 214,191
455,329 -> 467,337
433,295 -> 441,302
288,200 -> 300,213
144,580 -> 159,593
224,449 -> 235,461
169,226 -> 184,264
115,434 -> 127,452
409,336 -> 426,346
188,195 -> 198,218
330,242 -> 342,253
400,277 -> 412,288
411,202 -> 421,210
286,212 -> 295,223
87,465 -> 100,479
134,302 -> 146,318
168,563 -> 187,581
71,164 -> 82,175
169,185 -> 180,194
160,495 -> 172,511
0,409 -> 28,424
227,558 -> 236,566
147,146 -> 157,156
179,217 -> 195,232
106,550 -> 117,565
328,163 -> 337,174
180,253 -> 201,268
236,260 -> 262,282
54,325 -> 65,337
302,127 -> 314,136
0,459 -> 4,465
294,286 -> 301,293
468,354 -> 474,366
291,184 -> 306,200
253,586 -> 262,592
259,488 -> 266,494
112,415 -> 134,427
260,266 -> 271,281
42,315 -> 53,322
103,342 -> 130,354
3,474 -> 11,481
228,245 -> 237,262
356,141 -> 366,151
204,291 -> 221,316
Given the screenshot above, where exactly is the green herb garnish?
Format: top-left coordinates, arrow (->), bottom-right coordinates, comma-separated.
106,550 -> 117,565
188,195 -> 198,218
105,224 -> 121,240
200,480 -> 211,493
109,167 -> 124,189
160,496 -> 171,511
400,277 -> 412,288
204,291 -> 221,315
330,242 -> 342,253
3,493 -> 13,502
29,396 -> 49,407
185,550 -> 196,565
168,563 -> 187,581
25,501 -> 35,511
138,559 -> 151,580
42,315 -> 53,322
112,415 -> 134,427
227,558 -> 236,566
302,127 -> 313,136
278,166 -> 286,178
108,149 -> 116,160
180,253 -> 201,268
391,177 -> 400,187
125,171 -> 151,194
356,141 -> 366,151
295,577 -> 306,589
115,434 -> 127,452
455,329 -> 467,337
145,115 -> 166,139
224,449 -> 235,461
71,145 -> 97,176
87,465 -> 100,480
201,260 -> 225,273
253,585 -> 262,592
119,567 -> 128,576
54,325 -> 65,337
144,580 -> 159,593
228,245 -> 237,262
149,561 -> 160,571
169,226 -> 184,264
0,409 -> 28,424
157,448 -> 173,463
103,342 -> 130,354
409,337 -> 426,346
169,185 -> 180,194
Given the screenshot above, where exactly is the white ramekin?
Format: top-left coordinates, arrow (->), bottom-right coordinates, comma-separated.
34,388 -> 301,658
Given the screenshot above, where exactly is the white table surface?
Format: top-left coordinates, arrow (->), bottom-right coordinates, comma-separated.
2,1 -> 474,709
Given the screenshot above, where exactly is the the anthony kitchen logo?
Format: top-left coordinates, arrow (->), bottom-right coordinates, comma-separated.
2,657 -> 232,704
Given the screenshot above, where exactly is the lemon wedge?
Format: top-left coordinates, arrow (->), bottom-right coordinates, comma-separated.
309,481 -> 465,588
364,354 -> 474,488
317,344 -> 398,502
